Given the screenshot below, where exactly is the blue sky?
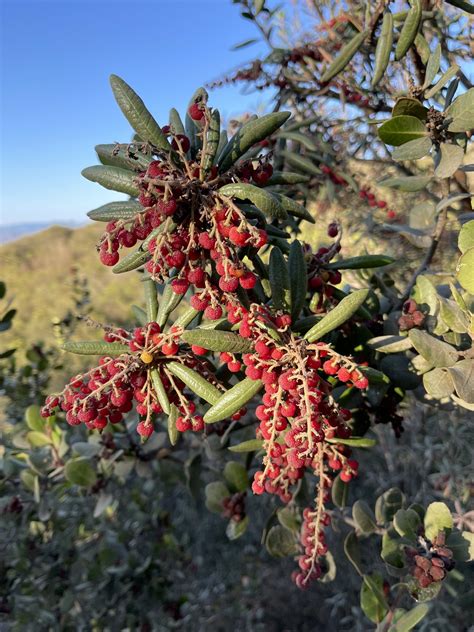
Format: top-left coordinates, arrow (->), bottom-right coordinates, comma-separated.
0,0 -> 276,225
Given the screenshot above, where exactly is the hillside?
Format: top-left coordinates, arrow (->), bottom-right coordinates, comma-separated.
1,224 -> 142,359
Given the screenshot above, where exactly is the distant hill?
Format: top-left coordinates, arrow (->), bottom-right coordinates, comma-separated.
0,224 -> 142,366
0,221 -> 83,244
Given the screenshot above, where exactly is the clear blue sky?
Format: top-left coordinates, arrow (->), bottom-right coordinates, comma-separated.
0,0 -> 276,225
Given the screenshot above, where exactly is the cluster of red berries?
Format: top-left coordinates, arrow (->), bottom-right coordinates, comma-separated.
359,187 -> 396,220
306,236 -> 343,310
41,322 -> 219,438
98,118 -> 273,315
405,532 -> 455,589
320,163 -> 350,187
338,82 -> 372,108
398,299 -> 425,332
218,303 -> 367,587
222,492 -> 247,523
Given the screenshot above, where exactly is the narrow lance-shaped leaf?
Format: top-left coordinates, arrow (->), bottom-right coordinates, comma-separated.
372,12 -> 393,87
109,75 -> 171,152
425,64 -> 459,99
395,0 -> 422,61
422,43 -> 441,89
202,108 -> 221,174
167,403 -> 179,446
181,329 -> 253,353
87,201 -> 143,222
445,0 -> 474,13
304,289 -> 369,342
325,255 -> 395,270
61,341 -> 129,356
289,240 -> 307,321
173,306 -> 201,329
150,368 -> 171,415
157,280 -> 185,328
218,183 -> 287,220
113,249 -> 151,274
166,362 -> 221,405
204,378 -> 263,424
265,171 -> 310,186
280,151 -> 321,176
143,278 -> 158,322
95,144 -> 151,171
320,30 -> 368,83
271,192 -> 315,223
169,107 -> 185,136
228,439 -> 264,453
269,246 -> 289,310
218,111 -> 290,172
82,166 -> 140,197
390,604 -> 430,632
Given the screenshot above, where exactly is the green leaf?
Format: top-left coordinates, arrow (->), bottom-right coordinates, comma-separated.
361,573 -> 389,623
231,38 -> 259,50
422,43 -> 441,89
353,500 -> 377,535
456,247 -> 474,293
425,64 -> 459,99
389,604 -> 429,632
372,11 -> 393,87
224,461 -> 249,492
423,367 -> 455,399
446,530 -> 474,562
434,143 -> 464,178
395,0 -> 422,60
438,297 -> 469,333
218,183 -> 287,220
277,507 -> 300,533
218,111 -> 290,172
265,525 -> 299,557
392,97 -> 428,120
304,289 -> 369,342
288,240 -> 307,321
166,362 -> 221,405
276,131 -> 318,151
173,306 -> 200,329
205,481 -> 229,513
202,108 -> 221,174
326,255 -> 395,270
409,329 -> 458,368
95,143 -> 151,171
280,151 -> 322,176
326,437 -> 376,448
157,280 -> 185,328
409,202 -> 436,231
379,175 -> 431,191
447,359 -> 474,403
87,200 -> 143,222
20,470 -> 38,493
228,439 -> 264,453
25,405 -> 46,431
226,515 -> 249,541
269,246 -> 289,310
446,0 -> 474,12
445,88 -> 474,132
375,488 -> 405,524
204,378 -> 263,424
109,75 -> 171,152
64,458 -> 97,487
167,403 -> 179,445
392,137 -> 432,161
367,335 -> 413,353
27,431 -> 53,448
331,473 -> 349,508
150,368 -> 171,415
181,329 -> 253,353
144,278 -> 158,322
344,532 -> 363,575
458,220 -> 474,253
271,192 -> 315,223
320,30 -> 368,83
378,116 -> 427,146
265,171 -> 310,185
113,248 -> 151,274
169,107 -> 185,136
61,341 -> 129,356
81,165 -> 140,197
393,508 -> 421,540
424,502 -> 453,541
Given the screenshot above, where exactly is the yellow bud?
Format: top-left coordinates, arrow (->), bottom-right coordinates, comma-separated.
140,351 -> 154,364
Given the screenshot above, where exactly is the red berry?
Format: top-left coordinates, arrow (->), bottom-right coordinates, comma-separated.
189,102 -> 204,121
